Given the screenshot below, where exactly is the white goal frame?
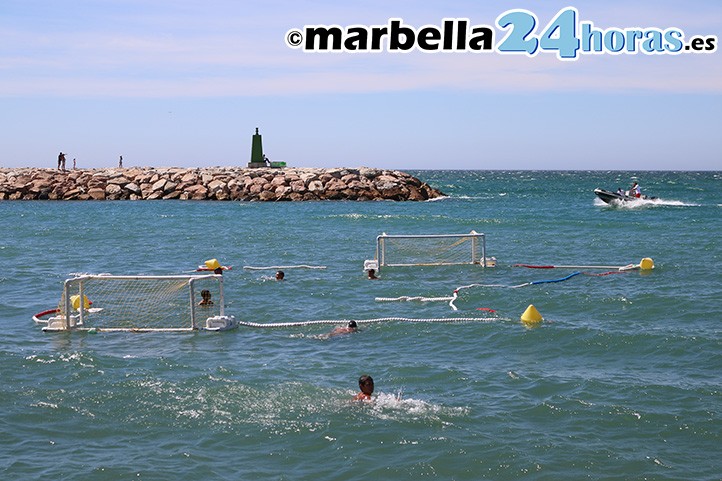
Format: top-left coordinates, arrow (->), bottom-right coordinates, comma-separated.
45,274 -> 226,332
372,231 -> 488,270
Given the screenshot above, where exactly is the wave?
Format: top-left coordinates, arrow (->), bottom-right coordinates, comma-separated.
324,213 -> 441,220
443,195 -> 499,201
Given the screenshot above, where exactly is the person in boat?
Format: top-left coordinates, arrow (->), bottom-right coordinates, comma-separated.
617,188 -> 625,197
629,182 -> 641,198
354,374 -> 374,401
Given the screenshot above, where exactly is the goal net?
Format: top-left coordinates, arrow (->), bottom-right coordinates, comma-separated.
371,231 -> 488,269
44,274 -> 226,332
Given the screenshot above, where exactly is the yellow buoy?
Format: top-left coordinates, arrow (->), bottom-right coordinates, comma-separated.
204,258 -> 221,270
520,304 -> 543,325
70,294 -> 90,310
639,257 -> 654,270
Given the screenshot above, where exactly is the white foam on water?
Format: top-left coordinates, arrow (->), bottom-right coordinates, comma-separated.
365,392 -> 470,423
595,197 -> 700,208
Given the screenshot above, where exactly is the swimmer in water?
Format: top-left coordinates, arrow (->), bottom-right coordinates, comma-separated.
198,289 -> 213,306
353,374 -> 374,401
328,320 -> 358,337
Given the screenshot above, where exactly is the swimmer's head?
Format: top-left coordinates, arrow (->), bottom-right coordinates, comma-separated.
358,374 -> 374,393
348,320 -> 357,329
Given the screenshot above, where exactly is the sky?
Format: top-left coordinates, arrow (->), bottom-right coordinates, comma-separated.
1,0 -> 720,170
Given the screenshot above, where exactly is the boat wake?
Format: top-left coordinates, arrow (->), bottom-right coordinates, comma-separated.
593,198 -> 698,208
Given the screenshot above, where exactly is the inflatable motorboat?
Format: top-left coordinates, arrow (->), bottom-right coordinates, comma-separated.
594,188 -> 657,205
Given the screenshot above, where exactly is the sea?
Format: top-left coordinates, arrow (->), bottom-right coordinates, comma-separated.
1,170 -> 719,481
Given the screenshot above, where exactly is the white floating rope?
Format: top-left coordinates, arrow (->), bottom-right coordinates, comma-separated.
378,260 -> 646,312
375,293 -> 462,310
243,265 -> 327,270
375,281 -> 532,312
236,317 -> 498,329
375,296 -> 456,302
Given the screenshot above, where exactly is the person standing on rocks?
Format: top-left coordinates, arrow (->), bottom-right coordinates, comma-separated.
119,155 -> 123,168
60,153 -> 66,171
57,152 -> 63,170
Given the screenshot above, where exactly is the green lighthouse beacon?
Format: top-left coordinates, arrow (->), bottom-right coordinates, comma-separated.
247,127 -> 286,168
248,127 -> 267,168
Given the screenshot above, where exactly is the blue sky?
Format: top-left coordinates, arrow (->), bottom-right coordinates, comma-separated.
1,0 -> 720,170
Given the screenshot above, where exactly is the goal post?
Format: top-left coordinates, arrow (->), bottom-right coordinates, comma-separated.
44,274 -> 232,332
371,231 -> 489,270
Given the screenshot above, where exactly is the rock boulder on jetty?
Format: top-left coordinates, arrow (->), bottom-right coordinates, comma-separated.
0,167 -> 444,201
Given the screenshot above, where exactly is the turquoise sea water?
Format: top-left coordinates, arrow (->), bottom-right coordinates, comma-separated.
1,170 -> 720,480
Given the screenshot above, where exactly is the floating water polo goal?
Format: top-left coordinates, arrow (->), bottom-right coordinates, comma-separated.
365,231 -> 492,271
36,274 -> 237,332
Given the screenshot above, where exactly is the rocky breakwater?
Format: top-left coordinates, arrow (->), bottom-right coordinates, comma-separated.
0,167 -> 444,201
